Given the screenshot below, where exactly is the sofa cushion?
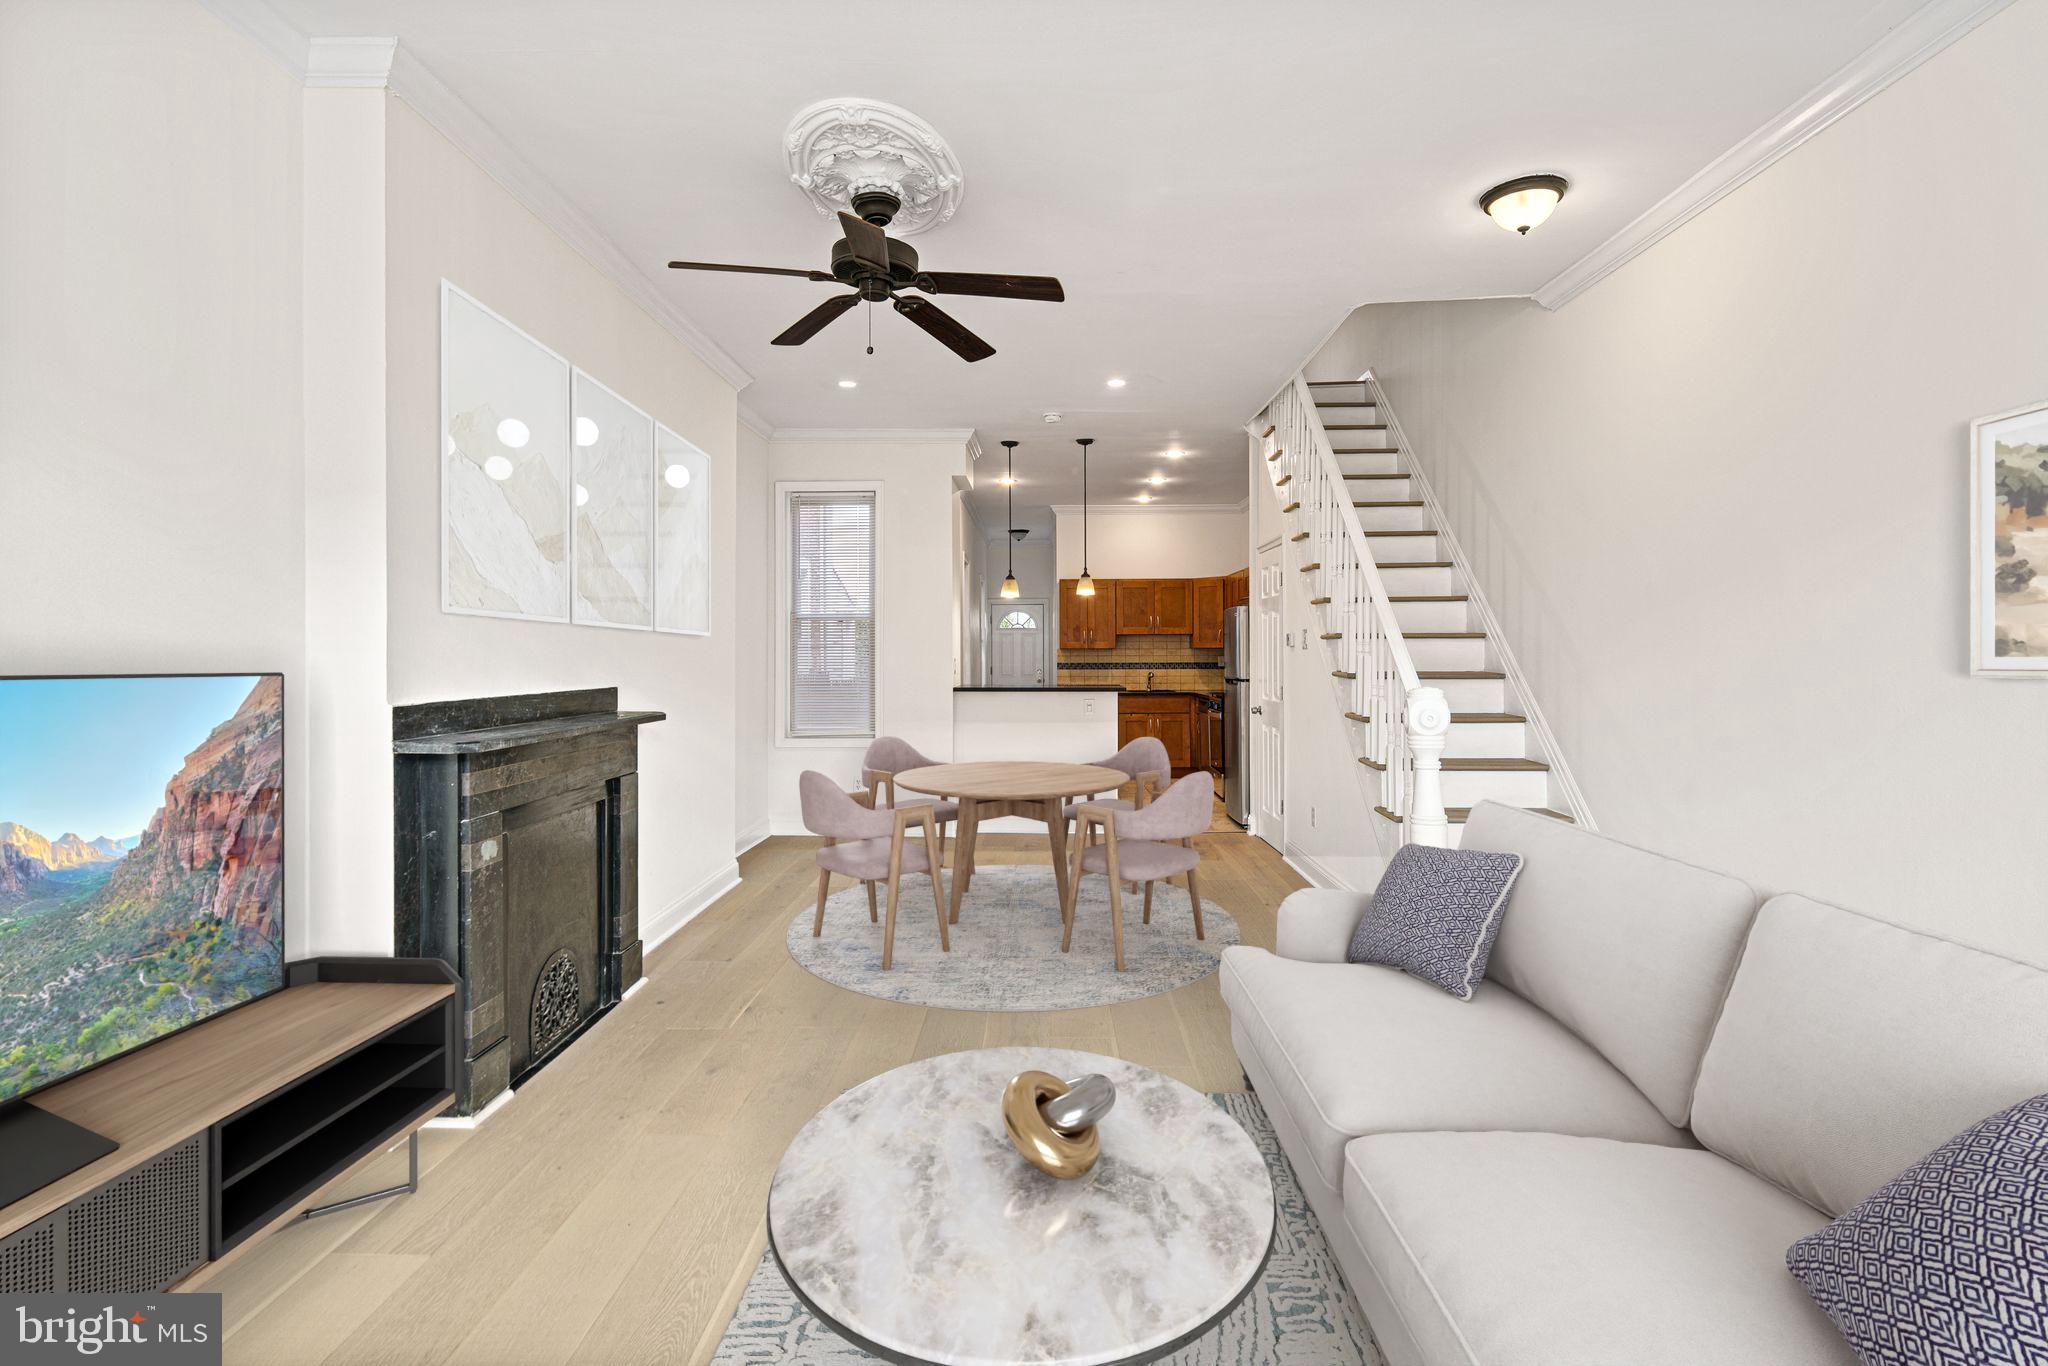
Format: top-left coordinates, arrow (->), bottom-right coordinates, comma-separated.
1219,946 -> 1687,1195
1345,844 -> 1523,1000
1458,801 -> 1758,1127
1343,1131 -> 1857,1366
1787,1092 -> 2048,1366
1692,893 -> 2048,1217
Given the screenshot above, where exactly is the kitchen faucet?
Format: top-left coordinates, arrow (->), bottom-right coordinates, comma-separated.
1146,670 -> 1155,691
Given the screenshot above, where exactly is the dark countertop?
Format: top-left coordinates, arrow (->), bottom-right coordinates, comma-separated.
1115,689 -> 1224,701
953,685 -> 1125,693
393,709 -> 667,754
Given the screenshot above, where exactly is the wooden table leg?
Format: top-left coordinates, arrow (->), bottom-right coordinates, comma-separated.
1043,797 -> 1072,917
949,798 -> 980,924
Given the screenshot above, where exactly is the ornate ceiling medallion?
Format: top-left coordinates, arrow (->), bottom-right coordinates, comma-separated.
783,98 -> 964,237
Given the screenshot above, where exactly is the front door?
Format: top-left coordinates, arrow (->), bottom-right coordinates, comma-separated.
990,600 -> 1047,686
1252,545 -> 1286,847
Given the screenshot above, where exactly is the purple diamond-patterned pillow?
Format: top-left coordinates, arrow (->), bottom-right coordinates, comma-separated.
1345,843 -> 1522,1000
1787,1093 -> 2048,1366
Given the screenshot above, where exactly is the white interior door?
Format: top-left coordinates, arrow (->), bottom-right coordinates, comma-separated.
989,600 -> 1047,687
1252,546 -> 1286,845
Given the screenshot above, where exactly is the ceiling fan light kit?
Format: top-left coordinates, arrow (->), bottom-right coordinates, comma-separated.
669,99 -> 1064,363
1481,174 -> 1569,234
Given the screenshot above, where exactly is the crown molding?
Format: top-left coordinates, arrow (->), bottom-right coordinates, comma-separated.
1533,0 -> 2015,310
735,402 -> 775,440
304,36 -> 396,86
768,427 -> 978,445
1048,502 -> 1251,517
196,7 -> 754,393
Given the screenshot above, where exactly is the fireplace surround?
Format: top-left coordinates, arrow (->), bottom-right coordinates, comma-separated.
392,688 -> 664,1114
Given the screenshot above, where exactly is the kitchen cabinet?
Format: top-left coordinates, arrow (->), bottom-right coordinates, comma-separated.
1113,579 -> 1192,636
1059,578 -> 1117,649
1118,693 -> 1196,770
1223,569 -> 1250,613
1192,577 -> 1225,649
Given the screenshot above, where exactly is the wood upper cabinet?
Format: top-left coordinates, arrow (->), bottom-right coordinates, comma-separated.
1114,580 -> 1153,635
1151,580 -> 1192,635
1223,569 -> 1251,613
1059,578 -> 1117,649
1192,577 -> 1225,649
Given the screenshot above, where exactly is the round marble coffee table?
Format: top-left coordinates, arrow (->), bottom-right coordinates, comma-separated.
768,1047 -> 1274,1366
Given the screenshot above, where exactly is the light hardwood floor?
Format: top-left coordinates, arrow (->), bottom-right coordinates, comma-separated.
214,817 -> 1304,1366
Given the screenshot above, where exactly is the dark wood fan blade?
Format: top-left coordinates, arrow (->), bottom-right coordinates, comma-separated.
667,260 -> 835,281
891,296 -> 995,362
771,293 -> 860,346
916,272 -> 1066,302
837,211 -> 892,274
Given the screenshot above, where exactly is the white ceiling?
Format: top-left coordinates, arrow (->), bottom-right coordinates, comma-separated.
259,0 -> 1929,527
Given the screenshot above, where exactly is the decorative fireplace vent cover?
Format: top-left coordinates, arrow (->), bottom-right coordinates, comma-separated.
531,949 -> 582,1058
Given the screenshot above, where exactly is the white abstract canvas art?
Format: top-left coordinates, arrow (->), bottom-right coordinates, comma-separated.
655,424 -> 712,635
442,284 -> 571,620
572,370 -> 654,629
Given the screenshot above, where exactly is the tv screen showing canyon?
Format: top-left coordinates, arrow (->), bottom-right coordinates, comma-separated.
0,674 -> 284,1103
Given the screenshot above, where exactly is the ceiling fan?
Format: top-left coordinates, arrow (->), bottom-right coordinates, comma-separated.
666,189 -> 1064,363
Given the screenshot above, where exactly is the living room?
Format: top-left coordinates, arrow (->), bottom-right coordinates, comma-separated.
3,2 -> 2044,1364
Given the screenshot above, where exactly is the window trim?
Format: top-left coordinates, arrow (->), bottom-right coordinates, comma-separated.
776,480 -> 883,748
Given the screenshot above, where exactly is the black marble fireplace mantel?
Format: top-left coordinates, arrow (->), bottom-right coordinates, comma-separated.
392,688 -> 665,1115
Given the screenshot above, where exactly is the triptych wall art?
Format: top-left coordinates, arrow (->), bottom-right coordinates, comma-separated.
1971,397 -> 2048,675
440,280 -> 711,634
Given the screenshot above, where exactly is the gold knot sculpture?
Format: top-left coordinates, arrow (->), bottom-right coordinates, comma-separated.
1002,1071 -> 1117,1179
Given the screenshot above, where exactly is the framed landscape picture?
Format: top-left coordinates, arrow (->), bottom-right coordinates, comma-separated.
1972,398 -> 2048,675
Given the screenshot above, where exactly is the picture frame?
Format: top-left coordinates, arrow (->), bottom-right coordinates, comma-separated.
571,368 -> 656,631
1971,397 -> 2048,676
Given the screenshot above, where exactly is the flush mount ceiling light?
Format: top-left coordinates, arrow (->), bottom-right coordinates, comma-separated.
837,378 -> 858,388
1105,376 -> 1127,389
1481,174 -> 1569,234
1164,447 -> 1186,459
496,417 -> 530,448
1075,437 -> 1096,597
999,440 -> 1021,599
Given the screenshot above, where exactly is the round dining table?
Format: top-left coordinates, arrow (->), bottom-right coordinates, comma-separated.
894,762 -> 1130,928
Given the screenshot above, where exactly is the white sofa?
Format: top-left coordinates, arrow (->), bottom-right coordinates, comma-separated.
1219,801 -> 2048,1366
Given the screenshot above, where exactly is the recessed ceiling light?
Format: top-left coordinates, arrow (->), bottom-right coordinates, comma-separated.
1105,376 -> 1127,389
495,417 -> 530,449
1147,473 -> 1165,486
1164,447 -> 1186,459
1135,491 -> 1154,503
837,379 -> 858,389
483,455 -> 514,482
1481,174 -> 1569,234
574,416 -> 600,448
664,463 -> 692,489
997,475 -> 1018,487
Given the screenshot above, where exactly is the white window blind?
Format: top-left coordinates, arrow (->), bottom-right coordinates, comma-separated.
787,490 -> 877,738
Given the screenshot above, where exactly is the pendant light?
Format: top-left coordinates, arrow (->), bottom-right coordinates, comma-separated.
1075,437 -> 1096,597
999,440 -> 1021,599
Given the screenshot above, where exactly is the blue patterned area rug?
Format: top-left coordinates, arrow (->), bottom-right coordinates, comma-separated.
709,1091 -> 1385,1365
786,863 -> 1240,1012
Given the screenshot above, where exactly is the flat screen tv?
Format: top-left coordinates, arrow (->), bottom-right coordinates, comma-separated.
0,673 -> 284,1203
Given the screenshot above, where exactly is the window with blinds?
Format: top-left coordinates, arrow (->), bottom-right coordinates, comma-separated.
786,490 -> 877,738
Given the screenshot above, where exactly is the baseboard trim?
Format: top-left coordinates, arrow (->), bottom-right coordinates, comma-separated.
1283,846 -> 1355,893
424,1087 -> 513,1131
641,859 -> 743,952
735,818 -> 771,856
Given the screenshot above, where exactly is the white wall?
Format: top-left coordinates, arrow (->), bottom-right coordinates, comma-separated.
1052,506 -> 1249,578
1311,0 -> 2048,964
0,1 -> 313,943
759,433 -> 974,832
380,98 -> 741,951
734,416 -> 773,852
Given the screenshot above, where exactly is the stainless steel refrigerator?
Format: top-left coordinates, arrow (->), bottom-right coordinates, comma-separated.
1222,605 -> 1251,826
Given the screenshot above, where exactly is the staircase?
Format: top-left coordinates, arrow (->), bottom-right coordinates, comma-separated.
1253,373 -> 1585,847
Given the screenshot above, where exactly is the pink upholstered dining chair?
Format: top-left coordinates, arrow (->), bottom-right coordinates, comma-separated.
862,736 -> 959,867
799,770 -> 948,970
1060,736 -> 1170,835
1063,771 -> 1212,971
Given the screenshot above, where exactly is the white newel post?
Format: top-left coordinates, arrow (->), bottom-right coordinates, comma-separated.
1404,684 -> 1452,847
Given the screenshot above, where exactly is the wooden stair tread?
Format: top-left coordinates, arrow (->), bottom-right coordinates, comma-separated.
1375,805 -> 1575,825
1307,380 -> 1367,387
1332,670 -> 1357,680
1355,500 -> 1424,508
1309,596 -> 1331,605
1314,401 -> 1376,406
1261,425 -> 1276,438
1378,560 -> 1452,569
1390,594 -> 1467,602
1367,529 -> 1435,536
1346,711 -> 1526,724
1334,448 -> 1401,455
1282,502 -> 1301,513
1298,562 -> 1322,572
1346,473 -> 1410,480
1267,449 -> 1284,461
1290,532 -> 1310,542
1325,424 -> 1388,430
1419,669 -> 1503,679
1275,474 -> 1292,486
